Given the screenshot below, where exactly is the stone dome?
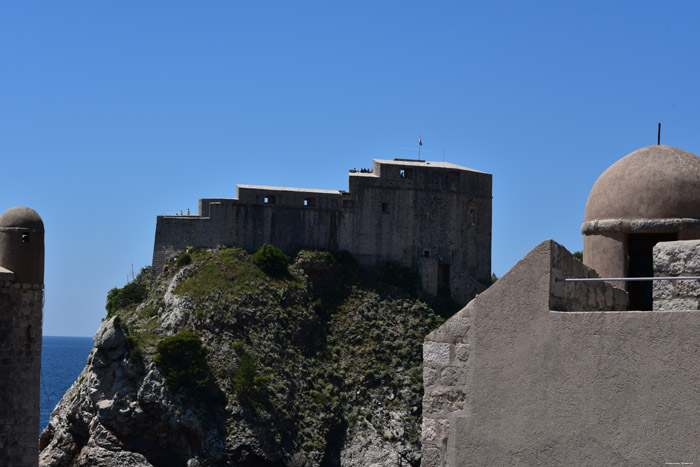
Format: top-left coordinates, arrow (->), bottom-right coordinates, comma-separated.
0,207 -> 44,232
584,145 -> 700,222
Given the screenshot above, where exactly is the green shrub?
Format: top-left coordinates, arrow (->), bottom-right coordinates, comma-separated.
155,331 -> 210,397
232,354 -> 271,404
125,336 -> 143,362
177,253 -> 192,267
253,244 -> 289,277
105,266 -> 152,317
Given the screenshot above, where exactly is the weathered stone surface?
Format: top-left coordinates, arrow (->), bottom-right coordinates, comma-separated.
423,341 -> 452,365
653,298 -> 698,311
653,240 -> 700,311
424,240 -> 700,466
423,366 -> 438,386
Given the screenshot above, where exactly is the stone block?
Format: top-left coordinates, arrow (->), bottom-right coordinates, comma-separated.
423,389 -> 466,415
439,366 -> 467,387
423,366 -> 438,387
422,417 -> 436,442
423,341 -> 452,365
653,298 -> 699,311
675,279 -> 700,297
653,280 -> 674,300
455,343 -> 470,362
422,446 -> 441,467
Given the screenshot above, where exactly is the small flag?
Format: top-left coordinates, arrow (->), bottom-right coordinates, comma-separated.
419,136 -> 423,146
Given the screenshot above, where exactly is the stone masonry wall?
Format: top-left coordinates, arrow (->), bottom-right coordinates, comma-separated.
653,239 -> 700,311
0,281 -> 43,467
549,242 -> 628,312
153,160 -> 493,305
422,241 -> 627,467
422,310 -> 471,467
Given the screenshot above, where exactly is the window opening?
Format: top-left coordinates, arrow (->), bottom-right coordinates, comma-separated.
381,202 -> 389,213
304,197 -> 316,207
438,264 -> 451,297
424,250 -> 430,258
264,195 -> 276,205
400,168 -> 413,179
627,232 -> 677,310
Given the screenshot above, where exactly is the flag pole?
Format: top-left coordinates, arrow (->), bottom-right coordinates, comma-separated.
418,136 -> 422,160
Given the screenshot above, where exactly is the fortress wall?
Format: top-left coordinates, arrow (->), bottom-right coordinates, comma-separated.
236,185 -> 342,210
423,240 -> 700,467
653,239 -> 700,310
153,160 -> 492,305
0,279 -> 43,466
199,198 -> 236,217
153,200 -> 347,273
152,216 -> 212,273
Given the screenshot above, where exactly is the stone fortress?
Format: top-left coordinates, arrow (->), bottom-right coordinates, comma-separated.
152,158 -> 492,304
0,207 -> 45,467
422,145 -> 700,466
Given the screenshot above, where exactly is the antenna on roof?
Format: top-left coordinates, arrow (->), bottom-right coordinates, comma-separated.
658,122 -> 661,145
418,136 -> 423,161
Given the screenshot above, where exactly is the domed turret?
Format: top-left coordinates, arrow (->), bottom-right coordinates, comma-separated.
582,145 -> 700,309
585,145 -> 700,222
0,207 -> 45,284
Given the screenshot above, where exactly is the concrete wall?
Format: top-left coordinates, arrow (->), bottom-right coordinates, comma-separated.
653,239 -> 700,311
423,240 -> 700,466
152,159 -> 492,305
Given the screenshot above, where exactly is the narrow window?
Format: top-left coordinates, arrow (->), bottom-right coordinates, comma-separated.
468,201 -> 478,226
381,202 -> 389,213
264,195 -> 276,205
424,250 -> 430,258
304,197 -> 316,207
400,168 -> 413,179
21,233 -> 30,243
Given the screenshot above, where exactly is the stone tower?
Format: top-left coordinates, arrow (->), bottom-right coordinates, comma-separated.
0,207 -> 45,466
582,145 -> 700,309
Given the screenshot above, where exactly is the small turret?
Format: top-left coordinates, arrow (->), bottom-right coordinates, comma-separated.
0,206 -> 45,284
0,206 -> 44,466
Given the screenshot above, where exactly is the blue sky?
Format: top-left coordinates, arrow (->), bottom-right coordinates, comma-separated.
2,1 -> 699,336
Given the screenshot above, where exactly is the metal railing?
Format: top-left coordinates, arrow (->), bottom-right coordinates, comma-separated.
556,276 -> 700,282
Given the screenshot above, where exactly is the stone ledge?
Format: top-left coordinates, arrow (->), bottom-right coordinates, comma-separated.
582,218 -> 700,234
0,267 -> 14,282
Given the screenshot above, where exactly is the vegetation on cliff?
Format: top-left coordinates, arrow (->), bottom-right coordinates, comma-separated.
44,245 -> 458,466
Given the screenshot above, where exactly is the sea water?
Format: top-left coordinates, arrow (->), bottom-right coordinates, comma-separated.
40,336 -> 94,433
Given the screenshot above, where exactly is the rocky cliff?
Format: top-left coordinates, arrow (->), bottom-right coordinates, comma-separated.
39,247 -> 455,466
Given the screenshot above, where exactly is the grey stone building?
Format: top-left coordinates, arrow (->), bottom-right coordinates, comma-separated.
0,207 -> 44,467
152,158 -> 492,304
423,145 -> 700,466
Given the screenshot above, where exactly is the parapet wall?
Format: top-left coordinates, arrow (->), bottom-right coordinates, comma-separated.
653,239 -> 700,311
423,240 -> 700,466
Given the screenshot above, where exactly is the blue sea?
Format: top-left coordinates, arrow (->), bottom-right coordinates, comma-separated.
40,336 -> 94,433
